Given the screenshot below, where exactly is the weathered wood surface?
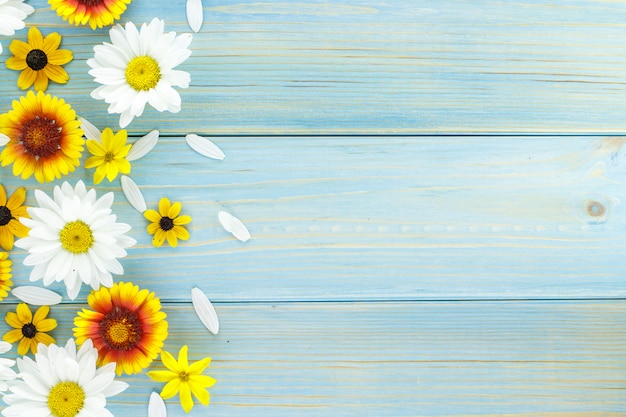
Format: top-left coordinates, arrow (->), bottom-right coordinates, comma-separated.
3,0 -> 626,134
0,0 -> 625,416
0,301 -> 623,417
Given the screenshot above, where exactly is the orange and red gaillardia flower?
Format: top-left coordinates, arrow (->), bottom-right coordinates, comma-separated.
48,0 -> 132,30
73,281 -> 168,375
0,91 -> 84,183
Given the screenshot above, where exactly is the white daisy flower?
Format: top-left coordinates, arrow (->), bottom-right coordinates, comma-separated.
2,338 -> 128,417
88,18 -> 193,128
0,0 -> 34,37
15,180 -> 136,300
0,341 -> 17,392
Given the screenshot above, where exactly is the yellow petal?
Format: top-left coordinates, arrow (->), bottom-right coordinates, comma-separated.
33,70 -> 49,92
28,27 -> 44,50
35,318 -> 57,333
166,230 -> 178,248
189,382 -> 210,406
6,56 -> 27,70
6,187 -> 26,210
17,68 -> 37,90
160,379 -> 181,400
84,156 -> 105,169
3,329 -> 23,344
42,32 -> 62,54
17,337 -> 31,355
147,370 -> 177,382
152,229 -> 166,247
158,198 -> 171,217
9,39 -> 31,58
160,349 -> 180,372
173,215 -> 192,226
47,48 -> 73,65
86,139 -> 106,156
189,374 -> 216,388
179,383 -> 194,413
168,202 -> 182,218
43,65 -> 69,84
0,185 -> 6,206
32,305 -> 50,324
177,345 -> 189,369
187,357 -> 211,375
173,226 -> 190,241
16,303 -> 32,323
5,312 -> 22,329
144,209 -> 161,223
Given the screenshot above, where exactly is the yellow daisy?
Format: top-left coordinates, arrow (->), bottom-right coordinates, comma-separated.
144,198 -> 191,247
0,252 -> 13,302
0,184 -> 29,251
147,345 -> 216,413
48,0 -> 132,30
85,127 -> 132,184
0,90 -> 84,183
6,26 -> 73,92
3,303 -> 57,355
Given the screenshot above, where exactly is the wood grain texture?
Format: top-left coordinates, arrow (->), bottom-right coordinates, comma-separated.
4,136 -> 626,302
0,300 -> 623,417
2,0 -> 626,134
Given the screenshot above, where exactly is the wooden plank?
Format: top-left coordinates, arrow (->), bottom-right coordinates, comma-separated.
0,300 -> 622,416
2,1 -> 626,134
3,136 -> 626,302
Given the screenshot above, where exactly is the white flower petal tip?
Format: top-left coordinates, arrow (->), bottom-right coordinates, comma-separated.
11,286 -> 63,305
127,130 -> 159,161
191,287 -> 219,334
79,117 -> 102,142
186,134 -> 225,160
149,392 -> 167,417
187,0 -> 203,32
0,133 -> 9,146
121,176 -> 147,213
218,211 -> 251,242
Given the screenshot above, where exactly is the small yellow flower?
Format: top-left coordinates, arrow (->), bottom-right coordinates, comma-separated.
4,303 -> 57,355
0,252 -> 13,302
147,345 -> 216,413
6,26 -> 72,91
84,128 -> 132,184
0,184 -> 29,251
144,198 -> 191,247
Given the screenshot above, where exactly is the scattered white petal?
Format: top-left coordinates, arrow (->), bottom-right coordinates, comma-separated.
186,134 -> 225,160
149,391 -> 167,417
187,0 -> 203,32
218,211 -> 251,242
121,176 -> 147,213
0,133 -> 9,146
191,287 -> 219,334
11,286 -> 63,305
127,130 -> 159,161
79,117 -> 102,142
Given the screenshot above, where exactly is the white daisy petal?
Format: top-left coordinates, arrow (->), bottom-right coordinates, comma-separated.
0,1 -> 34,37
149,391 -> 167,417
90,19 -> 192,128
218,211 -> 251,242
126,130 -> 159,161
120,176 -> 147,213
187,0 -> 203,32
11,286 -> 63,306
79,117 -> 102,142
0,133 -> 9,146
191,287 -> 220,334
0,342 -> 11,355
2,339 -> 124,416
186,134 -> 226,160
14,181 -> 135,299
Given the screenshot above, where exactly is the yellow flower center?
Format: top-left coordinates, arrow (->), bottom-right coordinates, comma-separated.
47,382 -> 85,417
100,308 -> 143,350
125,56 -> 161,91
179,371 -> 190,382
21,116 -> 62,158
104,151 -> 115,162
60,221 -> 94,254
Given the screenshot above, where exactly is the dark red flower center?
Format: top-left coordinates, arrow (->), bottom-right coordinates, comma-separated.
21,116 -> 62,158
99,307 -> 143,351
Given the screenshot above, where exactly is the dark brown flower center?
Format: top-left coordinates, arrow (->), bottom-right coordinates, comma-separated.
22,323 -> 37,339
21,117 -> 62,158
99,307 -> 143,351
26,49 -> 48,71
0,206 -> 12,226
159,216 -> 174,231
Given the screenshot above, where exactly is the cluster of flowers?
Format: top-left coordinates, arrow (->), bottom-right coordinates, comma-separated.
0,0 -> 241,415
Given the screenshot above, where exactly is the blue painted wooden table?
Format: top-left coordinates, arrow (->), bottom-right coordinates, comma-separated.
1,1 -> 626,416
